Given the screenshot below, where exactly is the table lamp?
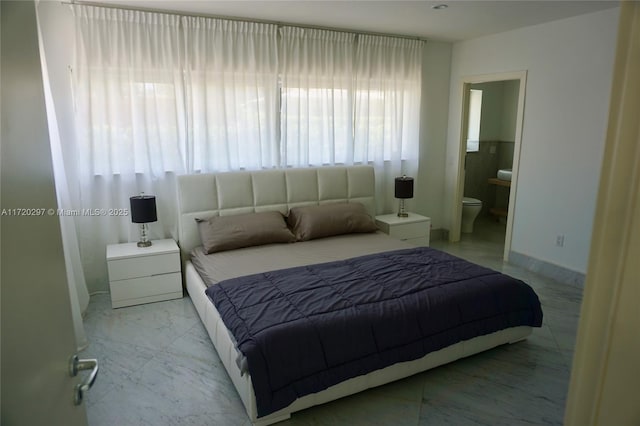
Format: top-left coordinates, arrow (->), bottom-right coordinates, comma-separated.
130,194 -> 157,247
394,175 -> 414,218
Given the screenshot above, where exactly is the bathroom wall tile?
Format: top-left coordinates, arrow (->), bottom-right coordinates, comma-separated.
497,141 -> 515,170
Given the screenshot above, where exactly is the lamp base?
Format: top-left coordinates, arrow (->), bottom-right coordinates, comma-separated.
137,223 -> 152,248
397,199 -> 409,218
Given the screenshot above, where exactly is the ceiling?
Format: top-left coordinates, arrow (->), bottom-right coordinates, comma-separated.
97,0 -> 619,42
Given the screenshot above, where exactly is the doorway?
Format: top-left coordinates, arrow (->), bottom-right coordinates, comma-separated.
451,71 -> 527,261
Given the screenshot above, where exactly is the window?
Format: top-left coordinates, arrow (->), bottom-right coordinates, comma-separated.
280,85 -> 352,167
75,7 -> 421,176
467,89 -> 482,153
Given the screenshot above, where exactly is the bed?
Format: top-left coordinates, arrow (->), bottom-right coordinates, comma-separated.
176,165 -> 542,425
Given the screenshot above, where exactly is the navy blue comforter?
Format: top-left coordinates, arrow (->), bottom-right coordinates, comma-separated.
206,247 -> 543,417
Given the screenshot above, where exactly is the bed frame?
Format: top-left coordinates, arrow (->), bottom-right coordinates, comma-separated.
176,165 -> 532,425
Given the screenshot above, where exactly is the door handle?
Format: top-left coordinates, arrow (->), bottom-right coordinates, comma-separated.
68,354 -> 99,405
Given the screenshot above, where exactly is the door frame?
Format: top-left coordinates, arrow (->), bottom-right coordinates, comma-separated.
450,70 -> 527,261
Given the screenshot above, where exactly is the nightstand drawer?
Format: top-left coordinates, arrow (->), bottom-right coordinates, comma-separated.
110,272 -> 181,302
376,213 -> 431,247
387,222 -> 428,240
108,252 -> 180,281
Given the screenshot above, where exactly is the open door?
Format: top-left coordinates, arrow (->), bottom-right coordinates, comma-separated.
564,3 -> 640,424
1,2 -> 91,424
450,71 -> 527,261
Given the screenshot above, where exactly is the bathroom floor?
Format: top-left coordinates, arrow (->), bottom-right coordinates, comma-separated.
460,214 -> 507,248
439,215 -> 510,273
470,214 -> 507,243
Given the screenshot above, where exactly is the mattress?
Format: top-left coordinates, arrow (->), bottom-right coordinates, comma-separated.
191,231 -> 411,286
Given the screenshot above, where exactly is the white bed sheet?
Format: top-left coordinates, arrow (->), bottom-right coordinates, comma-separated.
190,231 -> 411,285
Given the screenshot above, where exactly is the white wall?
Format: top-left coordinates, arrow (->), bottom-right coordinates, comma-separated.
445,7 -> 619,274
469,80 -> 519,142
500,80 -> 519,141
415,41 -> 452,230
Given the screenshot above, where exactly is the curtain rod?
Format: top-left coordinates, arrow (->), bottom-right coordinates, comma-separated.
60,0 -> 427,43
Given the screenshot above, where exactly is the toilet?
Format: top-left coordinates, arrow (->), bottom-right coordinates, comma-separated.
461,197 -> 483,233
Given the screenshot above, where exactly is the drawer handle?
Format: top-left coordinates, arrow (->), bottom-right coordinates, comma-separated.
150,272 -> 178,277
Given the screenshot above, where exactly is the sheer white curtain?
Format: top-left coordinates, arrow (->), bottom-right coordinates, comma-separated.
70,5 -> 423,290
280,30 -> 422,210
183,18 -> 279,172
354,35 -> 422,213
36,10 -> 89,351
73,5 -> 186,289
279,27 -> 355,167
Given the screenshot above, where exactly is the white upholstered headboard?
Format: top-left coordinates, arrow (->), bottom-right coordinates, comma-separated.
176,166 -> 376,258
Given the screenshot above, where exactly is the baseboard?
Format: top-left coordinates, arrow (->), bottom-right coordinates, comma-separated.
430,228 -> 448,242
509,251 -> 585,288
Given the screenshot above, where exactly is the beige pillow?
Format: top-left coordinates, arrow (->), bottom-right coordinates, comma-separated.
287,202 -> 377,241
196,211 -> 295,254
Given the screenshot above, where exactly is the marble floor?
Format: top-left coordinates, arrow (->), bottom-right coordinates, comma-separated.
83,224 -> 583,426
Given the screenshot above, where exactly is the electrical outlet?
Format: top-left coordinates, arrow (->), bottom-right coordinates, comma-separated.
556,235 -> 565,247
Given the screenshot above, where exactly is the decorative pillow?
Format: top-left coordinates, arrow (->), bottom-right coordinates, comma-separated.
196,211 -> 295,254
287,202 -> 377,242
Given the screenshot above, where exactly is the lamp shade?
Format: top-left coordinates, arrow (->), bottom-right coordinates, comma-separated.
394,176 -> 414,199
130,195 -> 157,223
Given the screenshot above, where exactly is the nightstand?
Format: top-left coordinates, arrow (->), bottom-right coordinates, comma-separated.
375,213 -> 431,246
106,239 -> 182,308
